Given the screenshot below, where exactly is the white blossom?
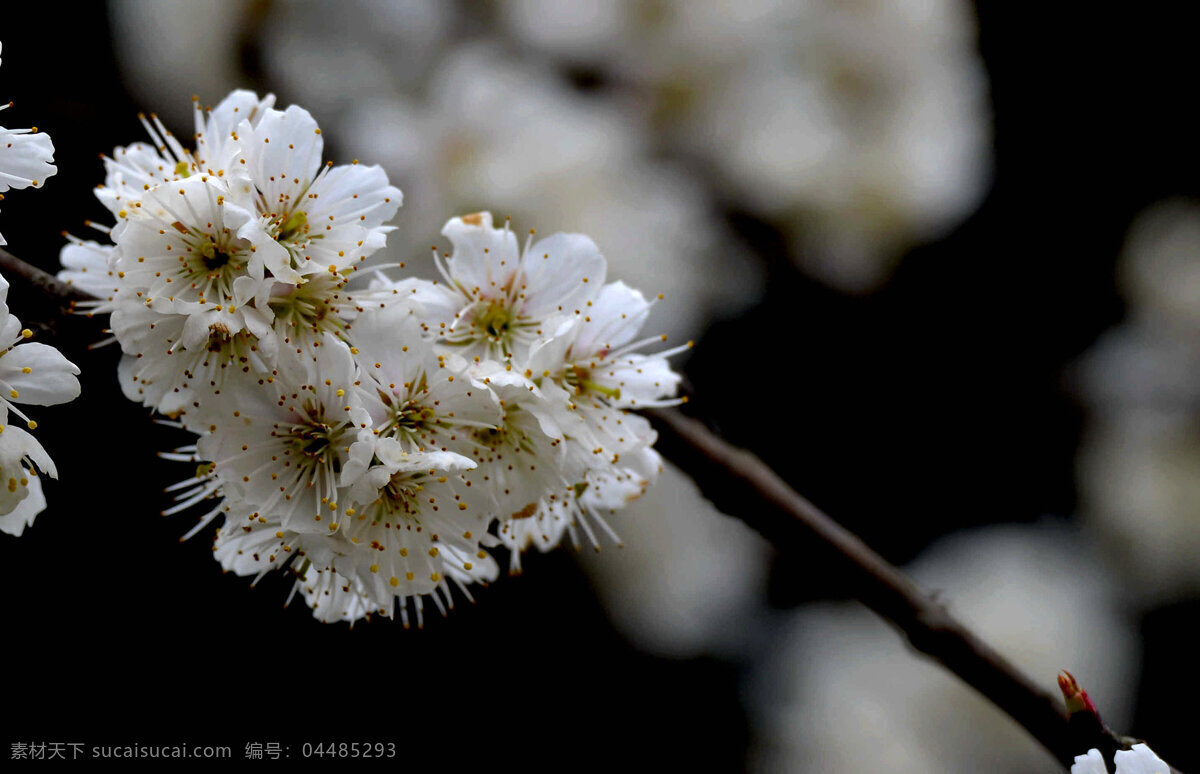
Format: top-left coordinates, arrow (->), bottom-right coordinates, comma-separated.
350,302 -> 503,450
232,102 -> 401,283
424,211 -> 606,363
335,438 -> 498,604
196,339 -> 371,533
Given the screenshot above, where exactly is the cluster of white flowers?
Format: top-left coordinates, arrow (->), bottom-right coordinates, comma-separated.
60,90 -> 685,624
0,40 -> 81,536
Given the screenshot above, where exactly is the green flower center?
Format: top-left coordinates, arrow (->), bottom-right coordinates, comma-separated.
476,302 -> 513,339
200,241 -> 232,271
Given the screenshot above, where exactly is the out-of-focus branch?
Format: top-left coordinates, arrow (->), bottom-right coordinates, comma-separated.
646,407 -> 1183,773
1,246 -> 95,349
0,246 -> 88,303
0,245 -> 1180,772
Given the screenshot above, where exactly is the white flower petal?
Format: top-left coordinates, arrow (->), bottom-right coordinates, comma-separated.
194,90 -> 275,168
1,342 -> 81,406
575,280 -> 653,354
0,469 -> 44,536
0,128 -> 56,192
240,104 -> 324,208
1072,749 -> 1110,774
304,161 -> 401,229
520,231 -> 606,319
441,211 -> 520,296
1114,744 -> 1171,774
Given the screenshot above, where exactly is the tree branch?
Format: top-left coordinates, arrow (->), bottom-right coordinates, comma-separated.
646,407 -> 1183,773
0,246 -> 90,306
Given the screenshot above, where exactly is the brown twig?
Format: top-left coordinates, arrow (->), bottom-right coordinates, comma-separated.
646,407 -> 1184,773
0,246 -> 95,349
0,245 -> 91,307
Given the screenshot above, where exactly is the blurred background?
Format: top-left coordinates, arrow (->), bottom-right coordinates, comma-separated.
2,2 -> 1198,770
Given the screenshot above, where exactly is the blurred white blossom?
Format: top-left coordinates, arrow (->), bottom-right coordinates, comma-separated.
1076,199 -> 1200,603
1118,199 -> 1200,334
499,0 -> 992,292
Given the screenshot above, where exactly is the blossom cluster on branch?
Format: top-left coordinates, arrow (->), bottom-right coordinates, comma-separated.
56,90 -> 686,625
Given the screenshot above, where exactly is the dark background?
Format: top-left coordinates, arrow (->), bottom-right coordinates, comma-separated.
2,3 -> 1195,770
